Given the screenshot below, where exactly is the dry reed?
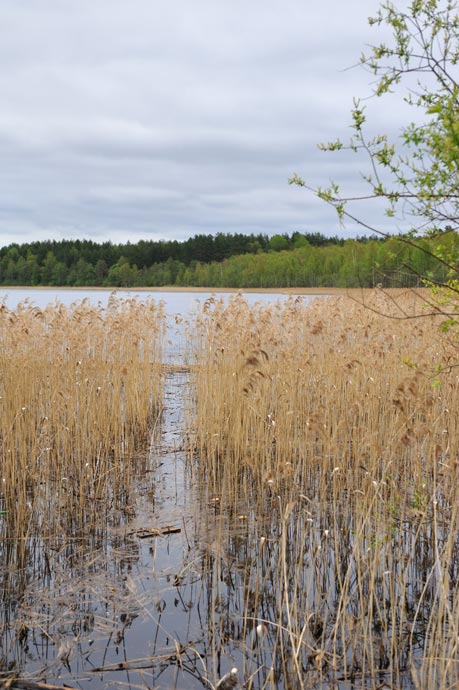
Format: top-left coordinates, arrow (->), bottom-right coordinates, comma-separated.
0,295 -> 165,546
187,290 -> 459,689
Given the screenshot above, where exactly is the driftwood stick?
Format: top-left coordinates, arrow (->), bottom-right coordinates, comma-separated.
128,525 -> 181,538
91,661 -> 156,672
90,645 -> 189,673
0,679 -> 78,690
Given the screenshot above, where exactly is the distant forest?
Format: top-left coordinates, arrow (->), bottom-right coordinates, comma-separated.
0,230 -> 456,288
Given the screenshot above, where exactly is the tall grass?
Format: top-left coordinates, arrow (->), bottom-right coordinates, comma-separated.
0,296 -> 165,546
188,290 -> 459,689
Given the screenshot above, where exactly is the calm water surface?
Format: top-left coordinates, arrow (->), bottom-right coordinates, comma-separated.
1,289 -> 424,689
1,288 -> 330,690
0,287 -> 317,313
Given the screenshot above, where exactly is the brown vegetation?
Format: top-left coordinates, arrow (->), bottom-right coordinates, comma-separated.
188,289 -> 459,688
0,296 -> 165,544
3,289 -> 459,689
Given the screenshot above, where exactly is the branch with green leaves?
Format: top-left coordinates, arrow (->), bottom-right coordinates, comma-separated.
291,0 -> 459,332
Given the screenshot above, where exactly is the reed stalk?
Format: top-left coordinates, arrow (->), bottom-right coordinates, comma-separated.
0,296 -> 165,546
188,290 -> 459,688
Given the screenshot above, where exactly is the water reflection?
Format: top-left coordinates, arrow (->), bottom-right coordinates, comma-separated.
3,364 -> 453,690
3,291 -> 453,690
4,451 -> 448,688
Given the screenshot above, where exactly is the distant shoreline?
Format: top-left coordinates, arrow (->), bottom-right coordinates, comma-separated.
0,285 -> 409,296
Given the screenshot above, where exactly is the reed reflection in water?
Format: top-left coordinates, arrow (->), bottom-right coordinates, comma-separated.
2,290 -> 459,689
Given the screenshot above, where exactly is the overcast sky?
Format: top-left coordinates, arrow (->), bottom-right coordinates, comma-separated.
0,0 -> 401,247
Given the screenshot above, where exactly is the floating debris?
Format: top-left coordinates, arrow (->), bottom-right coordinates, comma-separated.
128,525 -> 181,539
0,677 -> 78,690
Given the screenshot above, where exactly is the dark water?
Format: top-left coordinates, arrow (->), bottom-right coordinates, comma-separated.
1,290 -> 437,689
0,291 -> 323,690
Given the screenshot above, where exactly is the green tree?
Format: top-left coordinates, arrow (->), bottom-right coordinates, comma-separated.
0,246 -> 20,284
291,0 -> 459,304
36,247 -> 66,285
268,234 -> 290,252
291,232 -> 309,249
94,259 -> 108,285
70,258 -> 96,286
24,252 -> 41,285
107,256 -> 138,287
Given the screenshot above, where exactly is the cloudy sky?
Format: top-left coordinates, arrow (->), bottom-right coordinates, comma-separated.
0,0 -> 399,246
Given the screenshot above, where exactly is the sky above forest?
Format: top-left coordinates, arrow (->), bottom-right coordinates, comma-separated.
0,0 -> 403,247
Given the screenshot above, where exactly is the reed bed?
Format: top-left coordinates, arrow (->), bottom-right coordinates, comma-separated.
0,295 -> 165,546
188,290 -> 459,689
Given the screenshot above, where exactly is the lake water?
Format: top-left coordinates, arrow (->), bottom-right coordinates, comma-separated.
0,287 -> 318,312
1,288 -> 435,690
0,288 -> 321,365
1,288 -> 330,690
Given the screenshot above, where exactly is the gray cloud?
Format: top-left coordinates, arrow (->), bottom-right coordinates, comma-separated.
0,0 -> 401,247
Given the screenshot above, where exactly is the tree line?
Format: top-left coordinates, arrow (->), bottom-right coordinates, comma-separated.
0,230 -> 454,288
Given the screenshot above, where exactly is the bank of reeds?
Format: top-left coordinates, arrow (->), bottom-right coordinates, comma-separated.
189,290 -> 459,689
0,296 -> 165,544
